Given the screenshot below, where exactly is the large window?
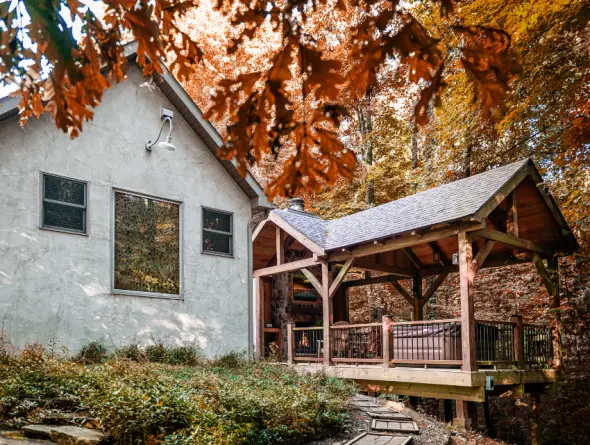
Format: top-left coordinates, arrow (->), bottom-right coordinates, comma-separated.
202,208 -> 233,256
114,191 -> 181,296
41,173 -> 87,234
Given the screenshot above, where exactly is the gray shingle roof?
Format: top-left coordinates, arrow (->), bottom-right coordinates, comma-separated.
272,159 -> 530,251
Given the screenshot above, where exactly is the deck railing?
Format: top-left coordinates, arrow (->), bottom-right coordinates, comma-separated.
331,323 -> 383,363
390,319 -> 462,365
287,317 -> 555,368
524,324 -> 553,364
292,326 -> 323,361
475,320 -> 515,365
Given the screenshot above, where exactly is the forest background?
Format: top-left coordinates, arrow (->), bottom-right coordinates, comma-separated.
179,2 -> 589,444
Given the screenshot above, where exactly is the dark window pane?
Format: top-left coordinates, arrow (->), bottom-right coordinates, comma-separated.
203,209 -> 231,233
44,175 -> 85,205
114,192 -> 180,295
43,202 -> 85,232
203,231 -> 231,255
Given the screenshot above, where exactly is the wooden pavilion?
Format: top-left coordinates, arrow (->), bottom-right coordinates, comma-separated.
252,159 -> 577,434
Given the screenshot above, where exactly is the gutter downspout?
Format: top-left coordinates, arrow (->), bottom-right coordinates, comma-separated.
247,216 -> 254,359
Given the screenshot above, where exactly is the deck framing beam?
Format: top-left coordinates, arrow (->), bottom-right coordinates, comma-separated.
473,228 -> 551,257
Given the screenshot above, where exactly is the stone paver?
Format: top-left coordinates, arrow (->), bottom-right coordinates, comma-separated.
367,411 -> 412,420
0,431 -> 52,445
371,420 -> 419,434
22,426 -> 107,445
345,433 -> 412,445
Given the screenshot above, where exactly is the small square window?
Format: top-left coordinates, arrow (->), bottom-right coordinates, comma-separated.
202,208 -> 233,256
41,174 -> 87,233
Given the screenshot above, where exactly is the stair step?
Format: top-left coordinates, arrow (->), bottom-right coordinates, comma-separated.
367,411 -> 412,421
22,425 -> 107,445
371,419 -> 419,434
345,432 -> 413,445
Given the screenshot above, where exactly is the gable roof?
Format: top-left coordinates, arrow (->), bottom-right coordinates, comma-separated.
270,159 -> 576,252
0,42 -> 272,211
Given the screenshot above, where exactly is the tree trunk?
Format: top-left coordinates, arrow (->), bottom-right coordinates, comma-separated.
356,100 -> 376,207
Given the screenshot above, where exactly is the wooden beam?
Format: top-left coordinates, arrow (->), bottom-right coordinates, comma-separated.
472,240 -> 495,274
268,212 -> 325,255
473,228 -> 552,257
321,263 -> 331,366
403,248 -> 423,270
418,253 -> 531,276
506,193 -> 519,237
459,231 -> 477,372
300,267 -> 322,294
276,227 -> 284,265
533,255 -> 562,367
328,221 -> 484,262
387,281 -> 414,307
412,276 -> 423,320
343,274 -> 400,288
422,273 -> 449,305
329,257 -> 355,298
254,256 -> 321,277
353,261 -> 415,277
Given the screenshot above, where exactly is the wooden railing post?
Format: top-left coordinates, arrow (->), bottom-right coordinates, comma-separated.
382,315 -> 392,368
287,322 -> 294,366
458,231 -> 477,371
511,315 -> 524,368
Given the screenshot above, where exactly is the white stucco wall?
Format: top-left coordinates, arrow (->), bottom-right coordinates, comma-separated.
0,65 -> 252,356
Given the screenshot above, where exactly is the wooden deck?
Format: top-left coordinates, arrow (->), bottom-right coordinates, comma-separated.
293,363 -> 559,402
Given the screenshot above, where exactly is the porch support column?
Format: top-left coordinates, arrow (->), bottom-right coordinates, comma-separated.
454,400 -> 478,431
255,276 -> 265,357
459,231 -> 477,371
533,255 -> 562,368
412,276 -> 423,320
322,262 -> 332,366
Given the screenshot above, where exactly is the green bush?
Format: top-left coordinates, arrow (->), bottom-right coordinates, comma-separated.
0,348 -> 355,444
77,341 -> 108,364
145,343 -> 168,363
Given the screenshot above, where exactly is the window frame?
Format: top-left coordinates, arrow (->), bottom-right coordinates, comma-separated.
111,188 -> 184,300
201,206 -> 234,258
40,172 -> 88,235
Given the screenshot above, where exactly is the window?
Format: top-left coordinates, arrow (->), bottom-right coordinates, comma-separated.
114,191 -> 181,296
41,173 -> 87,233
202,208 -> 233,256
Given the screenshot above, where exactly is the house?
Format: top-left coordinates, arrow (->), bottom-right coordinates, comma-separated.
0,42 -> 272,356
252,159 -> 577,430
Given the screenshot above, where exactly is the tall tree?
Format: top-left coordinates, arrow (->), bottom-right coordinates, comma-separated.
1,0 -> 520,198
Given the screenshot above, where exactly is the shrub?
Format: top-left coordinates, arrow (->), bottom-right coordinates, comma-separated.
145,343 -> 167,363
165,346 -> 202,366
114,344 -> 146,362
0,348 -> 355,444
77,341 -> 108,364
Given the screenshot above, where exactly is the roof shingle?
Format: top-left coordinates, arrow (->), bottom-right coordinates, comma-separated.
272,159 -> 530,251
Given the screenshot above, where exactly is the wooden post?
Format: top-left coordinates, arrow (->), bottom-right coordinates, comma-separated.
530,392 -> 541,445
382,315 -> 392,368
511,314 -> 524,368
506,192 -> 519,237
547,257 -> 562,368
533,255 -> 562,368
276,227 -> 284,265
454,400 -> 472,430
454,400 -> 478,431
322,262 -> 332,366
255,277 -> 265,357
458,231 -> 477,371
287,322 -> 294,366
412,276 -> 423,321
